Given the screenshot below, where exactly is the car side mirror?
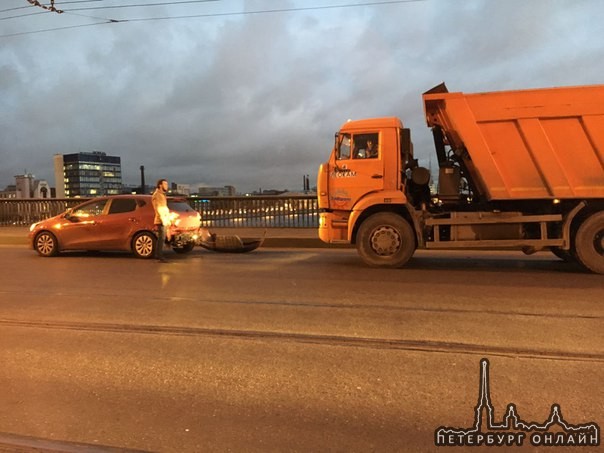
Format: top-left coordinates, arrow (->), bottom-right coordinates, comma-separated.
64,209 -> 79,222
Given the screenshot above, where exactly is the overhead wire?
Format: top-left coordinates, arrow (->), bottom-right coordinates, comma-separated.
60,0 -> 220,23
0,0 -> 426,38
0,0 -> 101,14
125,0 -> 425,22
0,0 -> 104,19
66,0 -> 221,11
0,11 -> 48,21
1,20 -> 110,36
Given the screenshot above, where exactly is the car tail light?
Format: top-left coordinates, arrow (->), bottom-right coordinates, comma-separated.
169,212 -> 179,225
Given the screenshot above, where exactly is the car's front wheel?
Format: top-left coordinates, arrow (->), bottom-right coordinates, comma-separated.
34,231 -> 59,257
132,231 -> 156,259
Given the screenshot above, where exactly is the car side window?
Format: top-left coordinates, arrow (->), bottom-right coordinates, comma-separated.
108,198 -> 137,214
72,200 -> 108,218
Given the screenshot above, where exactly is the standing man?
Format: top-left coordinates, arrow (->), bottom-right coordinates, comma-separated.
152,178 -> 170,262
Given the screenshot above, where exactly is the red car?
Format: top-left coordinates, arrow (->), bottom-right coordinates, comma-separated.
28,195 -> 202,258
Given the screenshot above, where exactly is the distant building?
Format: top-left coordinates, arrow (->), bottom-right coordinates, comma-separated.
14,174 -> 50,198
197,185 -> 236,197
54,151 -> 122,198
172,183 -> 191,196
120,183 -> 145,195
249,189 -> 287,196
0,185 -> 17,199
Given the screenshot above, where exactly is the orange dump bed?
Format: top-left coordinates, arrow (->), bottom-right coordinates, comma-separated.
423,84 -> 604,200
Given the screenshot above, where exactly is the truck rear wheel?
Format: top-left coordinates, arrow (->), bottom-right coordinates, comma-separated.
357,213 -> 415,268
573,211 -> 604,274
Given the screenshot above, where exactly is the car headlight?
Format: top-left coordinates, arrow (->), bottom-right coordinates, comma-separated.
29,222 -> 39,232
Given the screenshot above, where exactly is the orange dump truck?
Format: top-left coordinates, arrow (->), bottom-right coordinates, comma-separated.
317,83 -> 604,273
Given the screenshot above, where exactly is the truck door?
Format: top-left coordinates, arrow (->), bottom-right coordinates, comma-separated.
331,132 -> 384,211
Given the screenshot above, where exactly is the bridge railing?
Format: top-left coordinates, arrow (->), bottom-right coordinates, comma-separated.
0,199 -> 84,226
191,196 -> 318,228
0,195 -> 319,228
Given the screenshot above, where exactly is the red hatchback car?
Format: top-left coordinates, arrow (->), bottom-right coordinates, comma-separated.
28,195 -> 202,258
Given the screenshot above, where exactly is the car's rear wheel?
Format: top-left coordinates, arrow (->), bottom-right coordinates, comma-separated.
132,231 -> 155,259
173,242 -> 195,254
34,231 -> 59,257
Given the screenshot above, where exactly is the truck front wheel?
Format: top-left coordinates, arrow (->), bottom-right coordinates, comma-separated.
356,213 -> 415,268
574,211 -> 604,274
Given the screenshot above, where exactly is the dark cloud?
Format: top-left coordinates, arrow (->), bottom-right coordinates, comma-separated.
1,0 -> 603,193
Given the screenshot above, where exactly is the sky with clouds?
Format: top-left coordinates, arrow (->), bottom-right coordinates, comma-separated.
1,0 -> 603,194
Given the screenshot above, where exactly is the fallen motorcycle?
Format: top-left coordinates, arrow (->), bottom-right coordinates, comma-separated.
167,223 -> 263,254
198,234 -> 264,253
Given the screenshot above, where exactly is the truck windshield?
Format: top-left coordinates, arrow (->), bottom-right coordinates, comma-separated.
336,133 -> 351,160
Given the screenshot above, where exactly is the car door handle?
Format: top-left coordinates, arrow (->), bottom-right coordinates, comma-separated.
128,217 -> 138,222
371,174 -> 383,179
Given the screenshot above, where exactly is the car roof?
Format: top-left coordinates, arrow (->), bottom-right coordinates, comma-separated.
75,194 -> 188,202
73,194 -> 151,200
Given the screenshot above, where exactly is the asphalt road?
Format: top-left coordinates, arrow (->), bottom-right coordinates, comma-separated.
0,245 -> 602,452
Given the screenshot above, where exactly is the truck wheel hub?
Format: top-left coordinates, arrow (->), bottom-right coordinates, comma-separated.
370,226 -> 401,256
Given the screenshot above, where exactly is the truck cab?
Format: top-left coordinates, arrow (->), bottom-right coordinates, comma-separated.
318,117 -> 419,266
317,84 -> 604,274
